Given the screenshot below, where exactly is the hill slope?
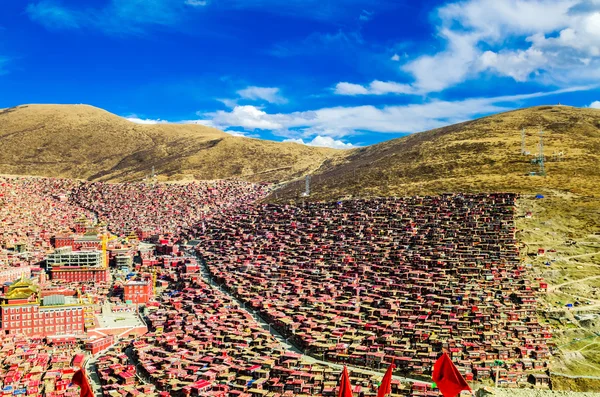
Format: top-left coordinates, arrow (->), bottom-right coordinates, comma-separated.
0,104 -> 340,182
275,106 -> 600,200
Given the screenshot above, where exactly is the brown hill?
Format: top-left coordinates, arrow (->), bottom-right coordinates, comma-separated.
275,105 -> 600,200
0,104 -> 340,182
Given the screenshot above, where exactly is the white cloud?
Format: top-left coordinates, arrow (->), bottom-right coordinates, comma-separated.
223,130 -> 247,137
396,0 -> 600,92
478,47 -> 547,82
185,0 -> 208,6
209,105 -> 285,130
27,0 -> 188,34
125,116 -> 169,124
217,98 -> 238,108
334,80 -> 413,96
181,119 -> 216,127
237,86 -> 287,104
403,29 -> 480,93
204,85 -> 595,136
359,10 -> 373,22
590,101 -> 600,109
125,115 -> 218,127
284,136 -> 356,149
391,53 -> 400,61
334,82 -> 370,95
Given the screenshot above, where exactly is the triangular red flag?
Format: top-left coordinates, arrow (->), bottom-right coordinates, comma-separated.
432,353 -> 471,397
72,368 -> 94,397
337,366 -> 353,397
377,363 -> 395,397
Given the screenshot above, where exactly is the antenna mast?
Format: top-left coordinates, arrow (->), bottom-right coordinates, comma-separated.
150,166 -> 158,185
538,130 -> 546,176
303,175 -> 311,197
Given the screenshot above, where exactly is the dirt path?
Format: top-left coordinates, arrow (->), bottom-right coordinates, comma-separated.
550,275 -> 600,291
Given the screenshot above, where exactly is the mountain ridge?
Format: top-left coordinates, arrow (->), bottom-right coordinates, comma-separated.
273,105 -> 600,200
0,104 -> 341,183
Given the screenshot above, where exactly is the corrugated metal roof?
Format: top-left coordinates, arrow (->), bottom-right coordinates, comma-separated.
42,295 -> 65,306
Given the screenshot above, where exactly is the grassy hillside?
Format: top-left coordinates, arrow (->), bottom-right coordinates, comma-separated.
274,105 -> 600,200
0,104 -> 340,182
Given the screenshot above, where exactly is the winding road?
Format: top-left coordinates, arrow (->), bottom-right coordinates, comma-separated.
196,253 -> 429,385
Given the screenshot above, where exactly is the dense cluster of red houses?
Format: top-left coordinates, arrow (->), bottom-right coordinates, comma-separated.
70,181 -> 270,236
0,177 -> 95,268
0,176 -> 554,396
128,271 -> 406,397
0,336 -> 86,397
194,194 -> 551,386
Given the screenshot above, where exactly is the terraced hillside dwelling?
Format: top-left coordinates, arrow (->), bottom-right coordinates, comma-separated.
70,180 -> 270,236
128,275 -> 405,396
196,194 -> 552,385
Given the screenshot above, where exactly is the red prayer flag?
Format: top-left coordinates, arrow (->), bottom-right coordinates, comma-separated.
432,353 -> 471,397
337,366 -> 353,397
72,368 -> 94,397
377,363 -> 395,397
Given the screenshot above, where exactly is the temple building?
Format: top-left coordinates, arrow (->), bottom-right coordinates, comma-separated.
0,277 -> 85,337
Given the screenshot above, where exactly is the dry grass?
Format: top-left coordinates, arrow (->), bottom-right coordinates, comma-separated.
273,105 -> 600,200
0,104 -> 341,183
551,375 -> 600,392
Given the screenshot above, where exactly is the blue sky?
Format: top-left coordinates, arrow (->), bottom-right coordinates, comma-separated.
1,0 -> 600,148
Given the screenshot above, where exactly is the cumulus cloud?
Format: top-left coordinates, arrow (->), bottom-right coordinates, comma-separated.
209,105 -> 285,130
284,136 -> 356,149
590,101 -> 600,109
204,85 -> 594,136
334,82 -> 370,95
334,80 -> 414,96
237,86 -> 287,104
394,0 -> 600,92
404,29 -> 480,93
391,53 -> 400,61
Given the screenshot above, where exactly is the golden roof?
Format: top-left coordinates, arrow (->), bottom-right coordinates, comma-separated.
4,276 -> 38,300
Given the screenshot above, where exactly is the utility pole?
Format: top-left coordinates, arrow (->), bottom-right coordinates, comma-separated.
521,128 -> 526,155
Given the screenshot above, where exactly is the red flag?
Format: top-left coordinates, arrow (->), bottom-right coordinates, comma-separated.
432,353 -> 471,397
337,366 -> 353,397
377,363 -> 395,397
72,368 -> 94,397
